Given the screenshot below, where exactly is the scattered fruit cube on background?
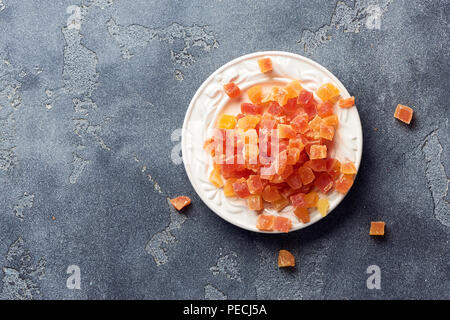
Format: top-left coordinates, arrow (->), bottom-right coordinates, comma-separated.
394,104 -> 413,124
278,249 -> 295,267
370,221 -> 385,236
170,196 -> 191,211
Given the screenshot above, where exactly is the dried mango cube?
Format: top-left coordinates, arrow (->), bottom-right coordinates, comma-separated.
294,207 -> 310,223
304,191 -> 319,208
257,58 -> 273,73
209,168 -> 224,188
339,96 -> 355,108
247,85 -> 263,104
246,194 -> 263,211
317,198 -> 329,217
170,196 -> 191,211
319,123 -> 335,141
298,166 -> 315,185
314,173 -> 334,193
223,82 -> 241,98
256,214 -> 275,231
316,101 -> 334,117
241,103 -> 262,115
217,114 -> 237,129
323,114 -> 339,127
274,216 -> 292,233
224,178 -> 237,197
262,185 -> 282,203
394,104 -> 413,124
232,178 -> 251,198
309,145 -> 327,159
237,115 -> 260,131
247,175 -> 263,194
278,249 -> 295,267
316,83 -> 340,102
270,197 -> 290,212
284,80 -> 303,99
335,174 -> 354,194
369,221 -> 385,236
341,161 -> 357,174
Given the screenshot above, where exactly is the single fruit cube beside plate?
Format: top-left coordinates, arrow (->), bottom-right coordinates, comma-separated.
394,104 -> 413,124
273,216 -> 292,233
370,221 -> 385,236
223,82 -> 241,98
256,214 -> 275,231
339,96 -> 355,108
257,58 -> 273,73
170,196 -> 191,211
278,249 -> 295,267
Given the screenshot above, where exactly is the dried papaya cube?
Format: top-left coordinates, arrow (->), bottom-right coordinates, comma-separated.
304,191 -> 319,208
269,196 -> 290,212
316,101 -> 334,117
314,173 -> 334,194
303,99 -> 318,119
291,113 -> 309,134
209,168 -> 224,188
287,147 -> 300,165
262,86 -> 288,106
232,178 -> 251,198
203,137 -> 216,156
297,89 -> 313,106
224,178 -> 237,197
316,83 -> 340,102
216,114 -> 237,129
274,216 -> 292,233
285,172 -> 303,190
290,192 -> 306,208
319,123 -> 335,141
323,114 -> 339,127
317,198 -> 329,217
335,174 -> 354,194
300,183 -> 313,194
278,124 -> 296,139
278,249 -> 295,267
289,138 -> 305,151
247,85 -> 263,104
259,118 -> 277,130
246,194 -> 263,211
394,104 -> 413,124
170,196 -> 191,211
326,158 -> 341,180
237,115 -> 261,131
308,115 -> 323,131
339,96 -> 355,108
369,221 -> 385,236
257,58 -> 273,73
247,175 -> 264,194
256,214 -> 275,231
223,82 -> 241,98
262,185 -> 282,203
270,174 -> 285,184
305,130 -> 320,140
294,207 -> 310,223
309,145 -> 327,159
267,101 -> 284,116
241,102 -> 262,115
341,161 -> 357,174
304,159 -> 327,172
280,164 -> 294,180
284,80 -> 303,99
298,166 -> 315,185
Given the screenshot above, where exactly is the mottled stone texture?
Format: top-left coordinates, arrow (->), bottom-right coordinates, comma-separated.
0,0 -> 448,300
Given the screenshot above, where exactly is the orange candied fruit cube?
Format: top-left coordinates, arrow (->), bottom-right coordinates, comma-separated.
308,115 -> 323,131
223,178 -> 237,197
317,198 -> 329,217
247,175 -> 264,194
294,207 -> 310,223
273,216 -> 292,233
284,80 -> 303,99
341,161 -> 357,174
394,104 -> 413,124
316,83 -> 340,102
323,114 -> 339,127
319,123 -> 335,141
291,113 -> 309,134
335,174 -> 354,194
309,145 -> 327,159
216,114 -> 237,129
326,158 -> 341,180
257,57 -> 273,73
262,86 -> 288,106
247,85 -> 263,104
316,101 -> 334,117
223,82 -> 241,98
232,178 -> 251,198
270,196 -> 290,212
298,166 -> 315,185
209,168 -> 224,188
339,96 -> 355,108
256,214 -> 275,231
246,194 -> 263,211
170,196 -> 191,211
237,115 -> 261,131
278,249 -> 295,267
369,221 -> 385,236
262,185 -> 282,203
278,124 -> 296,139
304,191 -> 319,208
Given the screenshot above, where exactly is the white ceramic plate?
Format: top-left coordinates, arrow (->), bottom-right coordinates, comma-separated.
182,51 -> 362,233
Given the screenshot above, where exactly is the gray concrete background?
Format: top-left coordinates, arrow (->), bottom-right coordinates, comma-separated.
0,0 -> 448,300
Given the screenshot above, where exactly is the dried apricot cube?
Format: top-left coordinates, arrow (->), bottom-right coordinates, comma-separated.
314,173 -> 334,193
247,85 -> 263,104
256,214 -> 275,231
339,96 -> 355,108
247,175 -> 264,194
278,249 -> 295,267
232,178 -> 251,198
304,191 -> 319,208
209,168 -> 224,188
316,101 -> 334,117
341,161 -> 357,174
237,115 -> 260,131
278,124 -> 296,139
216,114 -> 237,129
394,104 -> 413,124
257,58 -> 273,73
262,185 -> 282,203
246,194 -> 263,211
316,83 -> 340,102
309,145 -> 327,159
223,82 -> 241,98
224,178 -> 237,197
294,207 -> 310,223
369,221 -> 385,236
274,216 -> 292,233
241,103 -> 262,115
319,123 -> 335,141
317,198 -> 329,217
298,166 -> 315,185
170,196 -> 191,211
335,174 -> 354,194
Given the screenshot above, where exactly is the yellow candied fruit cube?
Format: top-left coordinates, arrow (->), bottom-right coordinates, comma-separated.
216,114 -> 237,129
237,115 -> 261,131
223,178 -> 237,197
316,83 -> 340,102
209,168 -> 224,188
317,198 -> 329,217
247,85 -> 263,104
308,115 -> 324,131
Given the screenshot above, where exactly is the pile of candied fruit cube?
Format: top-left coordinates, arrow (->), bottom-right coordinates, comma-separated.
203,57 -> 357,233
